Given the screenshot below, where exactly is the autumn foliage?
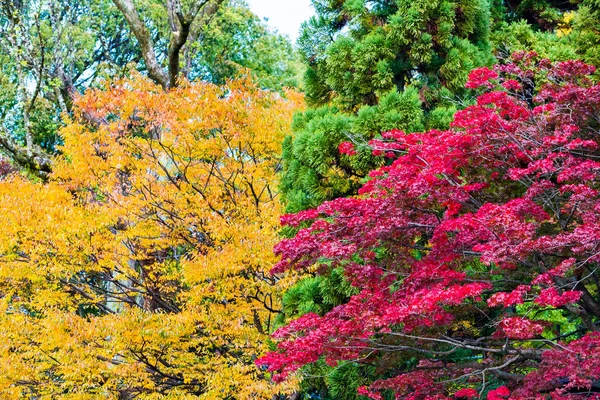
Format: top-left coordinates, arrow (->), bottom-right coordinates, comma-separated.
259,53 -> 600,398
0,76 -> 302,398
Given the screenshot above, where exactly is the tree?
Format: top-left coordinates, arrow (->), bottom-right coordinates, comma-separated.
499,0 -> 579,31
182,0 -> 303,90
487,0 -> 600,65
281,0 -> 495,214
0,76 -> 302,398
0,0 -> 125,176
259,54 -> 600,398
572,0 -> 600,67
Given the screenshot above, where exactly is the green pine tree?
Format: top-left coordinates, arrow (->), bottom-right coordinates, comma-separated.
573,0 -> 600,67
281,0 -> 495,214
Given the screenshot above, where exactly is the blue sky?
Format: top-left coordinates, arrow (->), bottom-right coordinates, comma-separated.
246,0 -> 314,42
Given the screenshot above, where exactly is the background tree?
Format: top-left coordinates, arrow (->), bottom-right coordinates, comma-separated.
192,1 -> 303,90
111,0 -> 226,89
0,0 -> 118,176
261,55 -> 600,399
572,0 -> 600,67
0,76 -> 303,398
0,0 -> 300,177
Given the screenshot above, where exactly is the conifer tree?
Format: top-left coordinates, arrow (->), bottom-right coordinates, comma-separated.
573,0 -> 600,67
281,0 -> 495,214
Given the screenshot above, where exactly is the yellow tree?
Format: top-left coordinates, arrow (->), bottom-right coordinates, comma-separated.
0,75 -> 302,398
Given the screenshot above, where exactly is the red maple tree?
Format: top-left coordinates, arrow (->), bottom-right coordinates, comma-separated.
259,53 -> 600,399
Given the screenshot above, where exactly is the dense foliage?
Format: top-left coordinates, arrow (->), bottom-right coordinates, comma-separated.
275,2 -> 600,397
281,0 -> 600,215
0,77 -> 302,398
260,54 -> 600,398
1,1 -> 600,399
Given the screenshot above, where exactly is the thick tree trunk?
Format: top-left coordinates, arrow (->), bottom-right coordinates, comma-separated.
112,0 -> 225,89
112,0 -> 170,88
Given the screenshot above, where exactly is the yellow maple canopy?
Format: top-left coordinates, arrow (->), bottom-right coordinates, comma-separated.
0,76 -> 302,399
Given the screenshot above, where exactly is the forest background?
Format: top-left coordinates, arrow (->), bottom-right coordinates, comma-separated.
0,0 -> 599,399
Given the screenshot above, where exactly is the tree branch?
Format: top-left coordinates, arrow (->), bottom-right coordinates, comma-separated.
0,129 -> 52,179
111,0 -> 170,88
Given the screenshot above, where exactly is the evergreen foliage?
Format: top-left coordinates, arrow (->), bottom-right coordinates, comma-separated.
282,0 -> 495,214
573,0 -> 600,67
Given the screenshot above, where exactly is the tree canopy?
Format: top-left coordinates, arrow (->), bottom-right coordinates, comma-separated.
282,0 -> 496,214
261,54 -> 600,399
0,76 -> 302,398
